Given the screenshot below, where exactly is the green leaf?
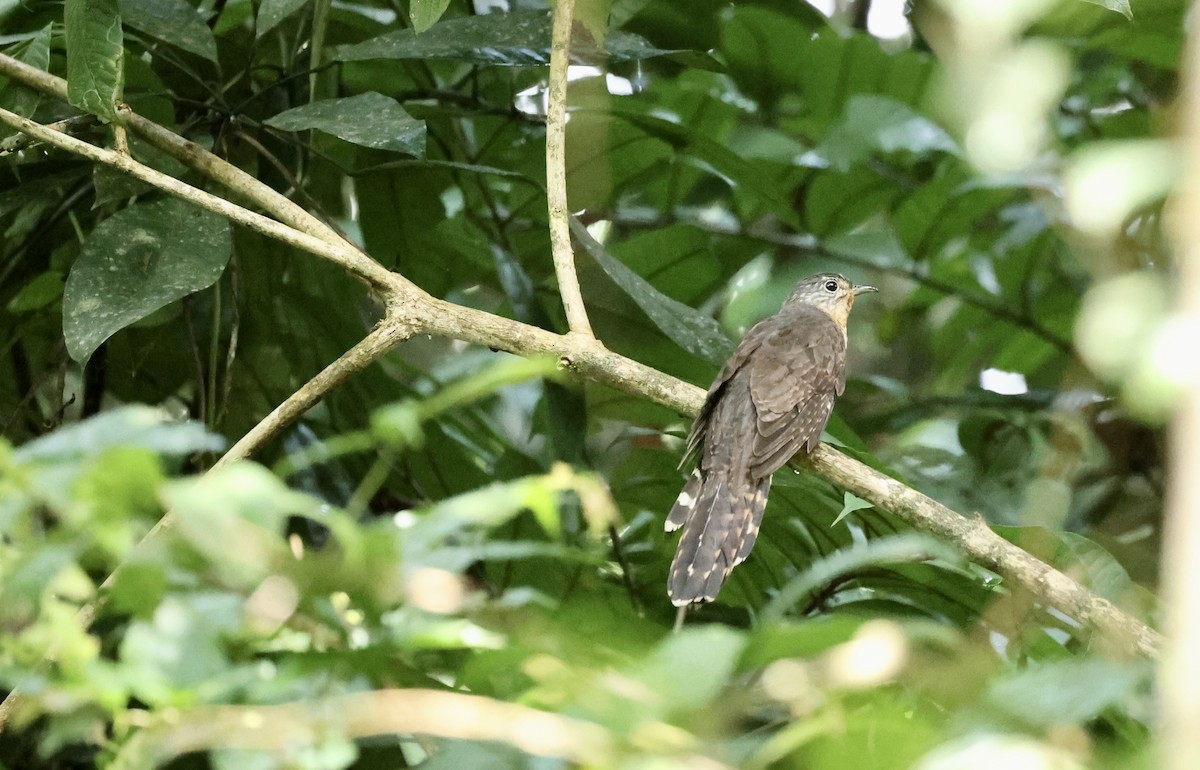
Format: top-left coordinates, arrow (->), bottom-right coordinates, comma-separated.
63,197 -> 232,364
570,218 -> 734,366
333,10 -> 681,67
6,269 -> 64,313
984,658 -> 1147,727
831,492 -> 873,527
410,0 -> 452,33
265,92 -> 426,156
760,534 -> 962,625
119,592 -> 243,706
119,0 -> 219,62
635,626 -> 746,711
1084,0 -> 1132,19
0,23 -> 52,118
163,463 -> 319,533
14,405 -> 223,462
815,95 -> 960,172
256,0 -> 310,39
607,108 -> 803,230
65,0 -> 124,121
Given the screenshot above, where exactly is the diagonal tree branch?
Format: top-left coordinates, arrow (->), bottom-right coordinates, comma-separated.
545,0 -> 596,337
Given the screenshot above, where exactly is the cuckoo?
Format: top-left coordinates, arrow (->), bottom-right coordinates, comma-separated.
666,273 -> 876,606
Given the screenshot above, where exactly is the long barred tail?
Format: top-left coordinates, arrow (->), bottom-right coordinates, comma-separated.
666,467 -> 771,606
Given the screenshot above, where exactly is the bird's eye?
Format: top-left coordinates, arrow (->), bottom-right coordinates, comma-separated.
824,280 -> 839,292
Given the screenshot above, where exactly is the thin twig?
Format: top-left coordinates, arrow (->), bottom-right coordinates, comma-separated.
109,689 -> 617,769
0,105 -> 396,292
214,317 -> 412,469
545,0 -> 595,337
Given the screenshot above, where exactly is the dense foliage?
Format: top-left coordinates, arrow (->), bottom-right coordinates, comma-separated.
0,0 -> 1180,767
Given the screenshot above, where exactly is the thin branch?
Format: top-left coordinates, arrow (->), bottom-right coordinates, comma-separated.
1161,9 -> 1200,768
545,0 -> 595,337
110,689 -> 617,769
214,317 -> 412,469
0,54 -> 348,254
801,448 -> 1161,657
0,105 -> 396,291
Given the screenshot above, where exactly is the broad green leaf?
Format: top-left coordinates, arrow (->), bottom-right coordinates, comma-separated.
256,0 -> 309,38
611,224 -> 722,305
984,658 -> 1147,726
634,626 -> 745,710
163,463 -> 319,533
410,0 -> 452,33
63,197 -> 232,363
760,534 -> 962,625
119,0 -> 219,62
15,405 -> 223,462
744,616 -> 867,666
265,92 -> 426,156
65,0 -> 124,121
6,269 -> 63,313
570,218 -> 735,366
607,108 -> 803,230
334,10 -> 681,66
119,592 -> 243,705
816,95 -> 960,172
0,23 -> 51,117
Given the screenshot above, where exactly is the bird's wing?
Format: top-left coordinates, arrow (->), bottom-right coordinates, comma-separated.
680,318 -> 775,468
746,309 -> 846,477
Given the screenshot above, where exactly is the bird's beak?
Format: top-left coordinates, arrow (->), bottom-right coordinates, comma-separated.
852,284 -> 879,296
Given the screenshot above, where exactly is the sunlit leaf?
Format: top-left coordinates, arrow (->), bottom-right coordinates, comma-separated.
15,406 -> 222,462
256,0 -> 309,38
410,0 -> 452,33
816,95 -> 960,172
334,10 -> 683,66
1083,0 -> 1132,20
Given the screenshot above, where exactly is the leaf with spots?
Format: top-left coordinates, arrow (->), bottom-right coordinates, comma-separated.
63,197 -> 232,364
119,0 -> 219,62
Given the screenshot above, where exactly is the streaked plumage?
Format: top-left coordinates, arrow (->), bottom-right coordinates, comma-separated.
666,273 -> 875,606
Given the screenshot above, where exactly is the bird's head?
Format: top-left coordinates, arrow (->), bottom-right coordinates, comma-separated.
784,273 -> 877,327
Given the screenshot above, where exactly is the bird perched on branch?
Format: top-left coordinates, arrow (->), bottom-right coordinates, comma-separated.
666,273 -> 876,606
